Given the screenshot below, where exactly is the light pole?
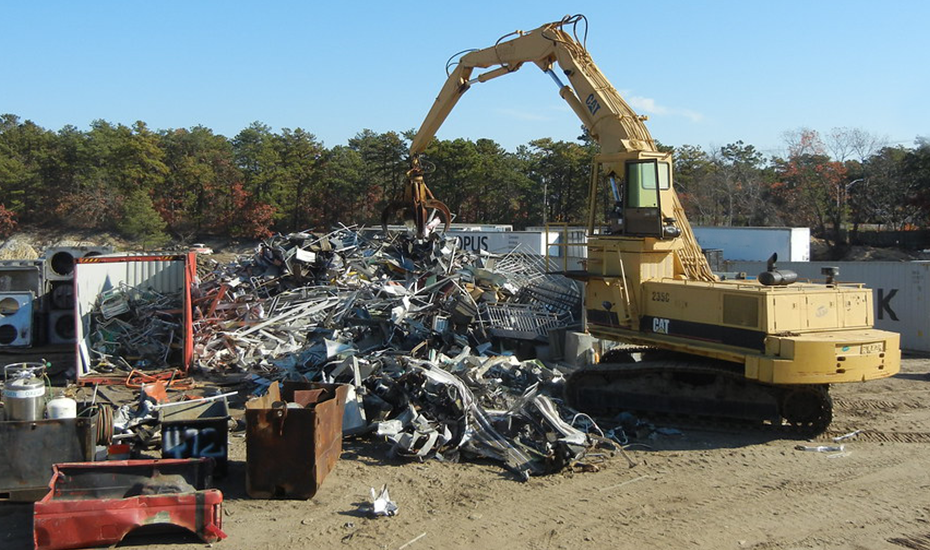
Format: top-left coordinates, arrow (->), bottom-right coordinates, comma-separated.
838,178 -> 864,209
837,178 -> 865,241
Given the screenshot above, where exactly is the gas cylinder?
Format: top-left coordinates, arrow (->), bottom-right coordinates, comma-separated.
46,396 -> 78,419
2,362 -> 47,421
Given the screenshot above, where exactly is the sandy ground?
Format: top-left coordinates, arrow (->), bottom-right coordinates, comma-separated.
3,356 -> 930,550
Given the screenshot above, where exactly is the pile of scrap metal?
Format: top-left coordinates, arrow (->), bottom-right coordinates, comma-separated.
366,355 -> 597,479
191,226 -> 609,477
87,283 -> 185,372
192,227 -> 579,376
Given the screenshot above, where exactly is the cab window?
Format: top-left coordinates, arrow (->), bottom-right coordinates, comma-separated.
626,161 -> 670,208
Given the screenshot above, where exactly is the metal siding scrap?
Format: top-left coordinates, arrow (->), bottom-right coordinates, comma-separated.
193,227 -> 579,376
192,227 -> 592,477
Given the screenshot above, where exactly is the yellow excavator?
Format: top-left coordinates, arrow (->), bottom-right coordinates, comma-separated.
386,14 -> 900,434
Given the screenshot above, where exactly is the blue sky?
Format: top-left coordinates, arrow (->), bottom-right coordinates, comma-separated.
3,1 -> 927,157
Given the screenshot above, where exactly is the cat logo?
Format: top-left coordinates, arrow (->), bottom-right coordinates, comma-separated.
652,317 -> 670,334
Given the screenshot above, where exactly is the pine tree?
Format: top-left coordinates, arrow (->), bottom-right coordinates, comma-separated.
117,187 -> 170,249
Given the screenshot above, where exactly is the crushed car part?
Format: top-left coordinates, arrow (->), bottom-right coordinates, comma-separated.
33,458 -> 226,550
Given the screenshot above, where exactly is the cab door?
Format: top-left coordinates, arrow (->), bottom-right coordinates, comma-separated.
623,159 -> 668,238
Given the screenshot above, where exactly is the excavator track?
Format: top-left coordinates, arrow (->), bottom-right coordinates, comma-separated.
565,350 -> 832,437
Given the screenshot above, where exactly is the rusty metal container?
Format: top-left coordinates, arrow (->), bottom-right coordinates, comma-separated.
0,406 -> 99,500
245,382 -> 348,499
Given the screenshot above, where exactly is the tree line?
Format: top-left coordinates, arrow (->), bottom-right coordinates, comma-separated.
0,114 -> 927,251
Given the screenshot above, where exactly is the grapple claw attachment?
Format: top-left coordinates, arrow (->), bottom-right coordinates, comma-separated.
381,157 -> 452,238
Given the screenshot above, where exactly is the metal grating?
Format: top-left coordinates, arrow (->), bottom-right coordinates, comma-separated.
479,303 -> 573,340
513,275 -> 581,315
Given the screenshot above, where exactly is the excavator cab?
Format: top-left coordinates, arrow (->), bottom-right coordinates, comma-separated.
623,159 -> 666,237
608,159 -> 680,239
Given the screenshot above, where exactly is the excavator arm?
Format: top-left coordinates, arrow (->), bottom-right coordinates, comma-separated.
409,15 -> 654,157
387,15 -> 712,280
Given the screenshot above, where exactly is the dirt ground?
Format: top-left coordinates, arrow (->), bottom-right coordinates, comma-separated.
3,356 -> 930,550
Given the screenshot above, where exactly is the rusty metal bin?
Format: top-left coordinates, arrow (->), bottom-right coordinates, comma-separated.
245,382 -> 348,499
0,406 -> 100,501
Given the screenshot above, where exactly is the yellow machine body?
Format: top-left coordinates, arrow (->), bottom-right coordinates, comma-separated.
403,15 -> 900,427
583,244 -> 899,385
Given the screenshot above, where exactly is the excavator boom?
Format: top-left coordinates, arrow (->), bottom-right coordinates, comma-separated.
398,15 -> 713,280
409,15 -> 655,156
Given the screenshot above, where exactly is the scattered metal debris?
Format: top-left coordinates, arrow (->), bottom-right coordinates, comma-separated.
795,444 -> 845,453
832,429 -> 862,442
369,484 -> 398,517
399,532 -> 427,549
597,474 -> 652,492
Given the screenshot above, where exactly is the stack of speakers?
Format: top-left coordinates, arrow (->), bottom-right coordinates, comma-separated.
0,260 -> 41,348
0,293 -> 35,347
44,246 -> 111,345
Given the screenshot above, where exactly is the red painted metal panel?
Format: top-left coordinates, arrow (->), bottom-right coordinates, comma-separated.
183,252 -> 195,371
33,458 -> 226,550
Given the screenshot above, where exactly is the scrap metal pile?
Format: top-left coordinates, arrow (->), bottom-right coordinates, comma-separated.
192,226 -> 607,477
87,284 -> 185,372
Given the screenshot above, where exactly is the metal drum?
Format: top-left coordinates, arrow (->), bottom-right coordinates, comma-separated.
2,362 -> 47,421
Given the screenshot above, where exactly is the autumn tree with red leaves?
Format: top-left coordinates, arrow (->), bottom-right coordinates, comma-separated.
774,129 -> 852,252
209,181 -> 276,239
0,204 -> 17,238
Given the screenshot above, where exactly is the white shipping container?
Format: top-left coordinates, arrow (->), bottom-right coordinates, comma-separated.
725,260 -> 930,353
444,224 -> 513,232
694,227 -> 810,262
449,231 -> 549,255
443,229 -> 587,271
382,226 -> 577,264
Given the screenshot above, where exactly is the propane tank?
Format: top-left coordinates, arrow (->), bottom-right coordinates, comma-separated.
2,362 -> 48,421
46,396 -> 77,419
